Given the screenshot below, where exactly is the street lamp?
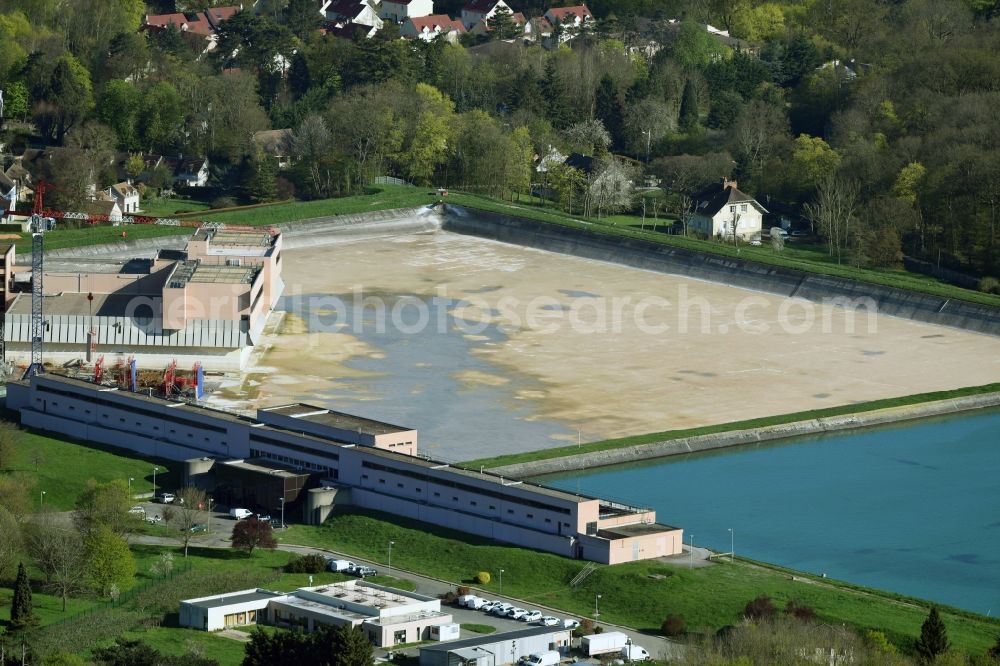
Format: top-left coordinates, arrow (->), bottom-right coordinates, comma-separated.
128,477 -> 134,495
39,490 -> 46,510
207,497 -> 214,534
388,540 -> 395,576
279,497 -> 285,530
689,534 -> 695,569
728,528 -> 734,563
499,568 -> 504,596
153,467 -> 159,499
594,593 -> 601,618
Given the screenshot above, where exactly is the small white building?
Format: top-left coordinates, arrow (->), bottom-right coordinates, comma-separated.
108,182 -> 140,214
689,178 -> 767,240
172,157 -> 210,188
180,581 -> 455,646
543,4 -> 593,41
379,0 -> 434,23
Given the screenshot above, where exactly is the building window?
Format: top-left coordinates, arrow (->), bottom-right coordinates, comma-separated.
397,483 -> 404,488
394,630 -> 407,645
545,518 -> 552,523
362,474 -> 369,480
415,488 -> 422,493
740,203 -> 748,212
729,205 -> 736,212
378,479 -> 386,484
453,496 -> 458,502
470,501 -> 477,506
527,513 -> 534,519
489,505 -> 496,510
433,492 -> 440,497
507,509 -> 514,515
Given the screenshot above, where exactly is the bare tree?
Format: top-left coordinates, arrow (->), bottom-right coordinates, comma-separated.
22,515 -> 88,610
770,227 -> 785,252
162,486 -> 207,558
731,101 -> 789,175
0,507 -> 21,583
805,177 -> 860,265
653,152 -> 735,236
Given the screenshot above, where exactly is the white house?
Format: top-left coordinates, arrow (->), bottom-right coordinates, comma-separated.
543,4 -> 593,40
323,0 -> 384,30
689,178 -> 767,240
379,0 -> 434,23
401,14 -> 466,42
460,0 -> 510,30
171,156 -> 210,188
108,182 -> 140,214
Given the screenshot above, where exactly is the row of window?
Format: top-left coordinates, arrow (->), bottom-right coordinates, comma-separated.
249,448 -> 338,478
36,385 -> 226,433
361,460 -> 572,515
250,433 -> 340,461
729,203 -> 750,213
41,396 -> 216,445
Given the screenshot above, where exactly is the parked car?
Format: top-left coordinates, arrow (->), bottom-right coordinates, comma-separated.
327,559 -> 357,573
349,565 -> 377,578
519,652 -> 560,666
790,228 -> 810,237
537,616 -> 560,627
458,595 -> 485,609
506,608 -> 528,620
146,515 -> 162,524
128,505 -> 146,516
479,600 -> 499,612
157,493 -> 176,504
255,513 -> 272,523
229,508 -> 253,520
521,610 -> 543,623
491,603 -> 514,617
562,619 -> 581,630
188,523 -> 207,533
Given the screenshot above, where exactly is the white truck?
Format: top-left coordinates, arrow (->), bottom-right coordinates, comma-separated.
620,644 -> 650,661
327,559 -> 357,573
519,651 -> 560,666
457,594 -> 486,609
581,632 -> 630,657
229,508 -> 253,520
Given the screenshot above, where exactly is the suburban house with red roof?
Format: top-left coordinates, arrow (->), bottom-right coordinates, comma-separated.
544,4 -> 594,41
468,9 -> 528,38
400,14 -> 467,42
143,5 -> 242,51
460,0 -> 512,30
379,0 -> 434,23
689,178 -> 767,240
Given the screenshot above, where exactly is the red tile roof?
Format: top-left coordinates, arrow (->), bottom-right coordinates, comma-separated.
545,4 -> 593,22
144,6 -> 240,36
408,14 -> 466,33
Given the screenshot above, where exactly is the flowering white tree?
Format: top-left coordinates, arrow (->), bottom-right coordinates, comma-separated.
587,159 -> 635,219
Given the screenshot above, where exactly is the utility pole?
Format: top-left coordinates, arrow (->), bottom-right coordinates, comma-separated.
24,216 -> 45,378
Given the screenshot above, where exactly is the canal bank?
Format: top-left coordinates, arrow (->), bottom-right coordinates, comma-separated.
485,389 -> 1000,477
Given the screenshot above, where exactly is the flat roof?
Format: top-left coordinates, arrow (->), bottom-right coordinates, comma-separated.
262,403 -> 413,436
186,590 -> 281,609
43,257 -> 155,275
6,293 -> 156,317
597,522 -> 680,539
190,262 -> 258,284
220,459 -> 309,478
421,626 -> 567,653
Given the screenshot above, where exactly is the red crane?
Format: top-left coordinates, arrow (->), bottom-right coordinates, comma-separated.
93,355 -> 105,384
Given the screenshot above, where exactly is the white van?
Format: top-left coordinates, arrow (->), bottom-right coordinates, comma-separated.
457,595 -> 486,609
229,508 -> 253,520
520,651 -> 560,666
327,559 -> 357,573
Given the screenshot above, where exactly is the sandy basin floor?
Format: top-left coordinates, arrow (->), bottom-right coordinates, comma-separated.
210,230 -> 1000,460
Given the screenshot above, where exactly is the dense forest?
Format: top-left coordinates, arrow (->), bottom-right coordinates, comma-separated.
1,0 -> 999,282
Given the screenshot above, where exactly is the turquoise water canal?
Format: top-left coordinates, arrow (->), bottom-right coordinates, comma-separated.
545,409 -> 1000,614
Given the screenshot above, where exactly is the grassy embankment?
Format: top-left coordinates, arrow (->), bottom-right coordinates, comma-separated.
464,382 -> 1000,469
280,509 -> 1000,654
10,184 -> 996,307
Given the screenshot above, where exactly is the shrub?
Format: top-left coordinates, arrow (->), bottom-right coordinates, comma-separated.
980,277 -> 1000,294
574,619 -> 596,637
284,553 -> 328,573
593,625 -> 604,634
456,585 -> 471,596
743,595 -> 776,621
442,591 -> 457,604
211,196 -> 238,209
475,571 -> 491,584
661,614 -> 686,637
784,600 -> 816,622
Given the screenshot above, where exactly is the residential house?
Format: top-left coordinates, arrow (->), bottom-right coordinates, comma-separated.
0,172 -> 16,212
81,199 -> 123,223
401,15 -> 466,42
108,182 -> 140,214
3,161 -> 34,204
323,0 -> 384,32
379,0 -> 434,23
544,4 -> 593,40
143,6 -> 242,52
689,178 -> 767,240
468,10 -> 528,38
168,156 -> 211,188
460,0 -> 511,30
523,15 -> 552,42
252,129 -> 294,169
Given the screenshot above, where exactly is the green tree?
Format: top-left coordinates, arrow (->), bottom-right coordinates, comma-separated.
243,624 -> 372,666
0,507 -> 21,582
246,150 -> 279,203
10,561 -> 34,631
915,607 -> 950,662
731,3 -> 785,42
86,525 -> 136,597
671,19 -> 729,70
488,6 -> 518,41
94,638 -> 219,666
542,57 -> 572,129
2,80 -> 29,121
74,479 -> 136,538
678,79 -> 699,132
284,0 -> 322,38
46,53 -> 95,142
140,81 -> 184,153
594,75 -> 624,149
401,84 -> 455,186
98,79 -> 142,150
791,134 -> 842,191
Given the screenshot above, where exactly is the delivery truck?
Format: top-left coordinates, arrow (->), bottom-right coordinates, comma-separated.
581,632 -> 629,656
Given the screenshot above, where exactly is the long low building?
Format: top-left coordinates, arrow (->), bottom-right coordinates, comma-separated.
6,373 -> 683,564
180,580 -> 455,646
420,626 -> 573,666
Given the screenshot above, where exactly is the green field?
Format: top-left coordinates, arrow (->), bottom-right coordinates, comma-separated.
1,417 -> 182,509
140,197 -> 212,217
11,223 -> 191,253
279,509 -> 1000,655
464,382 -> 1000,469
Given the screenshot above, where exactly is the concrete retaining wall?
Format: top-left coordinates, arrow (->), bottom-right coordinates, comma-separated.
489,392 -> 1000,478
441,205 -> 1000,336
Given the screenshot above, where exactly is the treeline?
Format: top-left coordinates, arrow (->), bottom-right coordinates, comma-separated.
1,0 -> 999,278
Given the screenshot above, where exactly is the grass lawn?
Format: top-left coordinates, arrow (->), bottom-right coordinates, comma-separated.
280,509 -> 1000,655
117,626 -> 249,665
140,197 -> 212,217
1,417 -> 182,510
461,623 -> 497,634
463,382 -> 1000,469
11,223 -> 191,253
